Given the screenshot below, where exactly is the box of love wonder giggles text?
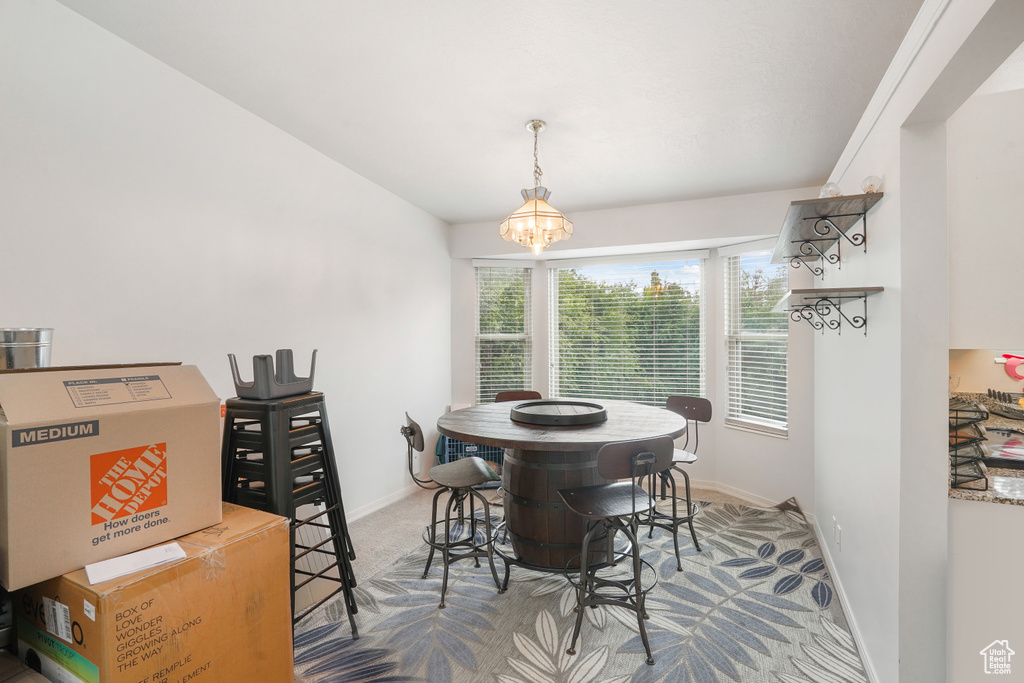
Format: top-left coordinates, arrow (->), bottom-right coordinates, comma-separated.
0,364 -> 222,590
13,503 -> 293,683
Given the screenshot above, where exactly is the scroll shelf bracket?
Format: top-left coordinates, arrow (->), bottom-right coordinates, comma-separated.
778,287 -> 883,337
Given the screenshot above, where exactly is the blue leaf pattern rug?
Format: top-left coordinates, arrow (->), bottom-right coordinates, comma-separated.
295,500 -> 869,683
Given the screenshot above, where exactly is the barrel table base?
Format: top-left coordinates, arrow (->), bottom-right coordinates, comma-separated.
501,447 -> 610,571
436,399 -> 688,582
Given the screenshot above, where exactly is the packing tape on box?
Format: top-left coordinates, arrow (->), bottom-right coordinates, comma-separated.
199,549 -> 227,583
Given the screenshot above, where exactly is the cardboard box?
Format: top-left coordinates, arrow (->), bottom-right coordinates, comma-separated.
13,503 -> 293,683
0,364 -> 222,590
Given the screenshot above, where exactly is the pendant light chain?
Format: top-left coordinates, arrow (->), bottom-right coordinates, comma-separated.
533,124 -> 543,188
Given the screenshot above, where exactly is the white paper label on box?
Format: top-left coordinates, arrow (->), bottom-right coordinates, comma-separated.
63,375 -> 172,408
83,600 -> 96,621
85,542 -> 187,585
43,596 -> 73,643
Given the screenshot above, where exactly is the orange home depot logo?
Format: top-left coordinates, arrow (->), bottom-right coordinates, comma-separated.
90,444 -> 168,524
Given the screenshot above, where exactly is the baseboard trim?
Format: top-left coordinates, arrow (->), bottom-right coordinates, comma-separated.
688,479 -> 779,508
806,512 -> 880,683
347,483 -> 424,522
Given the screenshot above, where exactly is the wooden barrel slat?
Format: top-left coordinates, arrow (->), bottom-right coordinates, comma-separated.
502,447 -> 601,568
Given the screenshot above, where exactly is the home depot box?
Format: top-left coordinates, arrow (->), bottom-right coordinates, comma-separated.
0,364 -> 222,590
13,503 -> 293,683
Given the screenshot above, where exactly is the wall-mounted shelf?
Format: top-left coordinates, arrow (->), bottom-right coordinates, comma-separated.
774,287 -> 884,335
770,193 -> 883,279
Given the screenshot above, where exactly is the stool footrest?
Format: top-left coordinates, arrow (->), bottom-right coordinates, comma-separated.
295,534 -> 342,561
642,499 -> 700,523
564,557 -> 659,601
294,561 -> 343,590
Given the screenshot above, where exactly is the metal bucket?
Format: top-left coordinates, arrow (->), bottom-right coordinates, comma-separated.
0,328 -> 53,370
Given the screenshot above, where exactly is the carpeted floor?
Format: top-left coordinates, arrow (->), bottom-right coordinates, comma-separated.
294,494 -> 869,683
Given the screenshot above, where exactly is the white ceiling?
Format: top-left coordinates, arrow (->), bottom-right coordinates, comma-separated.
57,0 -> 924,225
975,39 -> 1024,96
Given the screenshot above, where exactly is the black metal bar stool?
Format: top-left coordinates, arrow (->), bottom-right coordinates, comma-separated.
221,391 -> 358,636
421,456 -> 504,608
640,396 -> 709,570
558,436 -> 674,666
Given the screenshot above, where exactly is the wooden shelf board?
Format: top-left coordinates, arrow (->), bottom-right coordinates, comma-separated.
773,286 -> 884,312
771,192 -> 883,264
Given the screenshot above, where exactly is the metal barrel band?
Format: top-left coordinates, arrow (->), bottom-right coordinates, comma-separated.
502,454 -> 595,471
504,530 -> 581,551
505,493 -> 566,511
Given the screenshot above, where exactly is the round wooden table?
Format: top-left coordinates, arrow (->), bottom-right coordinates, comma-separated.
436,399 -> 686,571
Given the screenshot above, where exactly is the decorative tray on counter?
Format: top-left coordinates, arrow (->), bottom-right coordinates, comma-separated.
950,423 -> 987,449
949,399 -> 989,429
981,428 -> 1024,471
950,396 -> 990,490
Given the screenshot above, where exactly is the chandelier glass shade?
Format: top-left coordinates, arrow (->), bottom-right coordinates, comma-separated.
499,120 -> 572,255
499,186 -> 573,255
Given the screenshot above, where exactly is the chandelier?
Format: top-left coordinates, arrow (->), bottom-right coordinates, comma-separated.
499,120 -> 573,255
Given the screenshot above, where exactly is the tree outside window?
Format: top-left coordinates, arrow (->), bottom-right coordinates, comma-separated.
549,259 -> 705,407
725,250 -> 789,434
476,267 -> 531,404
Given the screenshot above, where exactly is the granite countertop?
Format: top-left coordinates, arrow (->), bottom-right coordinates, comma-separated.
949,466 -> 1024,506
949,392 -> 1024,506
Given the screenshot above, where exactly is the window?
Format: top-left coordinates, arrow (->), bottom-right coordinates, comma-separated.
724,250 -> 789,435
475,266 -> 532,404
548,256 -> 705,406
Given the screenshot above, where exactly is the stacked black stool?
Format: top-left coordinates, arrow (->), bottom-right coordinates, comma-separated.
221,391 -> 358,636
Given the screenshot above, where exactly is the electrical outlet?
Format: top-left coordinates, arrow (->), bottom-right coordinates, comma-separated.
836,524 -> 842,551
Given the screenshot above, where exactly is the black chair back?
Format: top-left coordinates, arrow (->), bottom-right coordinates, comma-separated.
666,396 -> 712,422
596,436 -> 674,481
666,396 -> 712,453
402,414 -> 440,490
402,412 -> 425,452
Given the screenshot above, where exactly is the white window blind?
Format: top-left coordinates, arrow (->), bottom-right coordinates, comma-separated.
724,250 -> 789,435
548,257 -> 705,407
475,266 -> 532,404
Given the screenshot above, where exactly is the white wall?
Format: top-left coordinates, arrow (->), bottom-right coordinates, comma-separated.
946,84 -> 1024,681
0,1 -> 453,517
948,88 -> 1024,349
949,348 -> 1024,393
815,151 -> 905,683
450,188 -> 817,510
947,499 -> 1024,682
816,1 -> 1024,680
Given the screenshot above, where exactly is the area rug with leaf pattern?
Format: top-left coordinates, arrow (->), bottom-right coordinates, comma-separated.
294,500 -> 869,683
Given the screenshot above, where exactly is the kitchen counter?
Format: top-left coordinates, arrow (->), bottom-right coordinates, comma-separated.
949,392 -> 1024,506
949,466 -> 1024,506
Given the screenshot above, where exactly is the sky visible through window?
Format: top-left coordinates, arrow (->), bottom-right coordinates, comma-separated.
570,260 -> 702,292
